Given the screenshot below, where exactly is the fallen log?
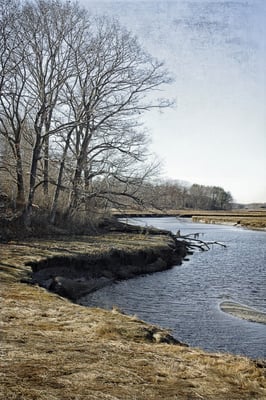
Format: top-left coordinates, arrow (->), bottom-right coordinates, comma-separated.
110,219 -> 227,253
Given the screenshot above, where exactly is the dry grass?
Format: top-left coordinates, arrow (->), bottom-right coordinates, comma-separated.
1,234 -> 266,400
191,215 -> 266,229
112,209 -> 266,229
177,210 -> 266,229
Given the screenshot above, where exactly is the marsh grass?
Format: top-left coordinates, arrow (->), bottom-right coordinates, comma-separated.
113,209 -> 266,229
180,210 -> 266,229
192,215 -> 266,229
1,234 -> 265,399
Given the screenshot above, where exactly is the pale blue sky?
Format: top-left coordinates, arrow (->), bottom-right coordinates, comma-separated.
81,0 -> 266,203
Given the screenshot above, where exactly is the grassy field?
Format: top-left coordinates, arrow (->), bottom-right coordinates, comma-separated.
189,210 -> 266,229
1,233 -> 266,400
113,209 -> 266,229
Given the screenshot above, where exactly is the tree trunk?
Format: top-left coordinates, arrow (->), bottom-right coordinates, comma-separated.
67,167 -> 82,215
24,132 -> 42,226
43,135 -> 49,199
50,131 -> 72,224
67,129 -> 92,216
14,142 -> 26,210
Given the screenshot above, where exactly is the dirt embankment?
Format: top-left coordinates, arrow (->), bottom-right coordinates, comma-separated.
28,232 -> 187,301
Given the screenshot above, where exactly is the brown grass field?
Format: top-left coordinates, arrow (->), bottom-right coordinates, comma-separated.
187,210 -> 266,230
113,209 -> 266,230
1,233 -> 266,399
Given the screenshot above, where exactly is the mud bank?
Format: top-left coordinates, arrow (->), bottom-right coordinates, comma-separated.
28,234 -> 187,301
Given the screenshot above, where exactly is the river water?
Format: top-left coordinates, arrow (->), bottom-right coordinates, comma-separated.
80,217 -> 266,359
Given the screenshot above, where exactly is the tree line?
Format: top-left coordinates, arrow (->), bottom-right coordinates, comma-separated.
138,181 -> 233,211
0,0 -> 172,225
113,180 -> 233,211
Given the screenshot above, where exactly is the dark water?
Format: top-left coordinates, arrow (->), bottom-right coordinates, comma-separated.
80,217 -> 266,359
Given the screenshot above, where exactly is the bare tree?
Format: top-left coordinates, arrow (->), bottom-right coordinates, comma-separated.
53,16 -> 173,218
187,184 -> 233,210
18,0 -> 90,223
1,0 -> 173,226
0,0 -> 29,208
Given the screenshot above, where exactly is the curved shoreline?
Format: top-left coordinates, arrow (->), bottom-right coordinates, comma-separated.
28,232 -> 187,301
220,301 -> 266,324
1,233 -> 266,399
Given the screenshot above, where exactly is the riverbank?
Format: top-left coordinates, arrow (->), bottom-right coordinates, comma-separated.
112,209 -> 266,230
27,231 -> 187,301
191,214 -> 266,230
1,231 -> 266,399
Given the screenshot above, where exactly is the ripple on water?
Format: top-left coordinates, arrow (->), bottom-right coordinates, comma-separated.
80,218 -> 266,359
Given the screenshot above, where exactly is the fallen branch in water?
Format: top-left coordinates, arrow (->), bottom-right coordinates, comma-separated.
175,232 -> 227,251
111,220 -> 227,252
205,241 -> 227,248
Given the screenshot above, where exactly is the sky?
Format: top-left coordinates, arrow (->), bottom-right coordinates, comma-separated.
81,0 -> 266,204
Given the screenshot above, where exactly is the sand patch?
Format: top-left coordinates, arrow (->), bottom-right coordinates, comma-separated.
220,301 -> 266,324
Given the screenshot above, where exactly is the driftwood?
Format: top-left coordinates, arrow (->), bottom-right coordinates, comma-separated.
112,219 -> 227,253
176,232 -> 227,251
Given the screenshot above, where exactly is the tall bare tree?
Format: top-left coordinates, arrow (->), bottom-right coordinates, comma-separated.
54,16 -> 173,217
19,0 -> 90,223
0,0 -> 29,208
1,0 -> 173,225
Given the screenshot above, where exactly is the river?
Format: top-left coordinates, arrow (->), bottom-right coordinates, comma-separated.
80,217 -> 266,359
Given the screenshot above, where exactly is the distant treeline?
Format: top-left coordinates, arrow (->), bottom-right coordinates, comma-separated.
134,181 -> 233,211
